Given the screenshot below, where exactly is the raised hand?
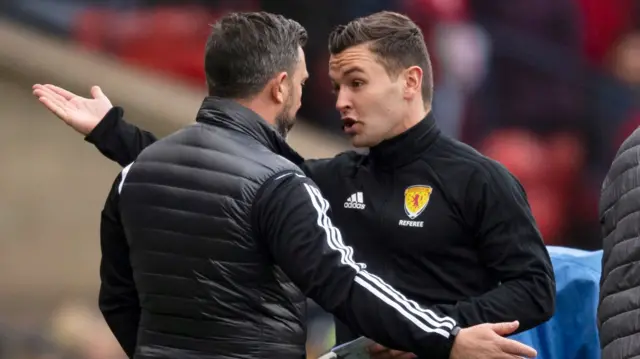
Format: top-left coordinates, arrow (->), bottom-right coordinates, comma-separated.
33,84 -> 113,135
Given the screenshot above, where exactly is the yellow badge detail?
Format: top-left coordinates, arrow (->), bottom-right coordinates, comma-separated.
404,185 -> 433,219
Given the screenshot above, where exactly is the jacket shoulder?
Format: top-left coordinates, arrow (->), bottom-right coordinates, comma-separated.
431,137 -> 517,186
136,124 -> 301,184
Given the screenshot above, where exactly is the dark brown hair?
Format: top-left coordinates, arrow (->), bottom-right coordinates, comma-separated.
328,11 -> 433,103
205,12 -> 307,99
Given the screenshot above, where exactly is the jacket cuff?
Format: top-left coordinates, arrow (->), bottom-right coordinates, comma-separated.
443,327 -> 458,357
84,106 -> 124,145
428,326 -> 458,359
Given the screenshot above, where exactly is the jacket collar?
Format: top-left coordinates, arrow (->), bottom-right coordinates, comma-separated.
196,96 -> 304,166
368,112 -> 440,170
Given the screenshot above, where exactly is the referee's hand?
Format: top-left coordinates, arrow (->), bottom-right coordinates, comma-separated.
450,321 -> 537,359
33,84 -> 111,136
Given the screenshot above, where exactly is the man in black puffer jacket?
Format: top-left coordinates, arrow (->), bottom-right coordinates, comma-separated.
599,126 -> 640,359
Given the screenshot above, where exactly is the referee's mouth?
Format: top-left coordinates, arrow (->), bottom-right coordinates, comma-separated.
342,118 -> 360,135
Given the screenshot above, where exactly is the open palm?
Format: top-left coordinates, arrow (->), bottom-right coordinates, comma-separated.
32,84 -> 113,135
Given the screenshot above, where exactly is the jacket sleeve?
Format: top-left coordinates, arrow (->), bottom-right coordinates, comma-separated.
434,162 -> 556,333
252,171 -> 459,358
84,107 -> 157,167
99,166 -> 140,358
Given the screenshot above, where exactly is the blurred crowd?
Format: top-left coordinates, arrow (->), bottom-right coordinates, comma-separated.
3,0 -> 639,249
1,0 -> 639,358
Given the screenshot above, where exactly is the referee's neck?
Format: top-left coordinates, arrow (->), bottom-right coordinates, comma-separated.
394,104 -> 431,137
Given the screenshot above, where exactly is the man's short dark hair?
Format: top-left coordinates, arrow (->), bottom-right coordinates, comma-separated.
328,11 -> 433,104
204,12 -> 307,99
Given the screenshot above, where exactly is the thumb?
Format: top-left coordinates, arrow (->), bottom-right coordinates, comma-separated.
488,321 -> 519,336
91,86 -> 106,99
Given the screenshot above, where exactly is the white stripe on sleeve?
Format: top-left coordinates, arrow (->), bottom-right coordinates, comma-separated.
118,162 -> 134,194
302,183 -> 456,338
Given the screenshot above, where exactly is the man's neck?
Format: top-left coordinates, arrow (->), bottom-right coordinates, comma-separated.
234,96 -> 276,127
387,105 -> 431,140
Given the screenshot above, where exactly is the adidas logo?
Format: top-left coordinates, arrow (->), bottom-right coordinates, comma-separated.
344,192 -> 366,210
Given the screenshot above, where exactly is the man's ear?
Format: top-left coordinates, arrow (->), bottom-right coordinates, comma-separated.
271,72 -> 289,104
403,66 -> 423,100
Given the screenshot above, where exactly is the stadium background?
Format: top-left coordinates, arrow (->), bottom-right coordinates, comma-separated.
0,0 -> 637,357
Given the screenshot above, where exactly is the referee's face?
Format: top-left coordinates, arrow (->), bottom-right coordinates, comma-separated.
329,44 -> 406,148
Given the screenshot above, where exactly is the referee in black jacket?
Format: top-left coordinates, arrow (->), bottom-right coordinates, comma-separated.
34,11 -> 548,359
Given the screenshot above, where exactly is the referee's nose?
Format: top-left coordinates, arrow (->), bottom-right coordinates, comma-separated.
335,88 -> 353,114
